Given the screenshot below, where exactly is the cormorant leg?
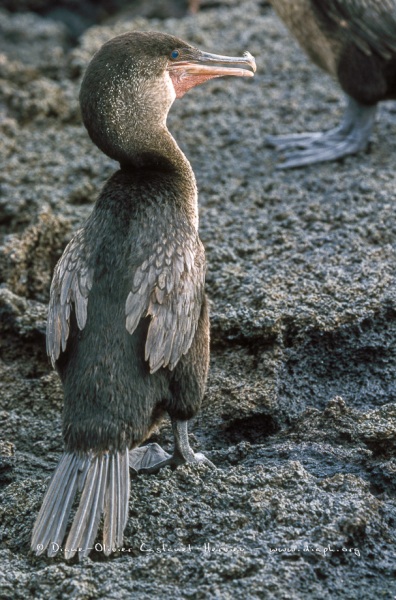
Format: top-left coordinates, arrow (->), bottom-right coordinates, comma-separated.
171,418 -> 214,465
266,95 -> 377,168
138,418 -> 214,474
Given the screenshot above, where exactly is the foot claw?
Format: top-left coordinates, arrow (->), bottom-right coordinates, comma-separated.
193,452 -> 215,469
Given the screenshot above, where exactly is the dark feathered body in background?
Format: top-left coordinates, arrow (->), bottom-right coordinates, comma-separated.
268,0 -> 396,167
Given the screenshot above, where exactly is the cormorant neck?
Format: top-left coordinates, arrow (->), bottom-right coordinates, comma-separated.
120,125 -> 195,180
119,125 -> 199,228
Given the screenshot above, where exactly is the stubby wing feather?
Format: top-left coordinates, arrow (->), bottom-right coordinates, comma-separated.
312,0 -> 396,59
46,230 -> 93,367
125,230 -> 205,374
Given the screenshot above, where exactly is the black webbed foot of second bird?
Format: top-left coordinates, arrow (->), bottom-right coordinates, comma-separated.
133,419 -> 214,475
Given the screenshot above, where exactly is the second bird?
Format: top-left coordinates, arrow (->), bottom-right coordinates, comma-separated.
267,0 -> 396,168
31,31 -> 255,560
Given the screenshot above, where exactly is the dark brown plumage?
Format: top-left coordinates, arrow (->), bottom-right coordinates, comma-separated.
31,31 -> 255,560
267,0 -> 396,167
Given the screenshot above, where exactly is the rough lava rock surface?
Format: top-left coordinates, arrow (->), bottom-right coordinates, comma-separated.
0,2 -> 396,598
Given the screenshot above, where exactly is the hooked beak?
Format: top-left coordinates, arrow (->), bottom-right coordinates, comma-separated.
168,49 -> 256,98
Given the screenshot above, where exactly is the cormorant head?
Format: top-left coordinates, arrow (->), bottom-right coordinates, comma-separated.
79,31 -> 256,166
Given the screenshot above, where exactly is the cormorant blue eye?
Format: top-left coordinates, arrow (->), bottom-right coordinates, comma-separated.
171,50 -> 179,59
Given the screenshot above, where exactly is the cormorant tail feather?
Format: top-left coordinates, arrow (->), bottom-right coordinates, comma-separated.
31,450 -> 130,560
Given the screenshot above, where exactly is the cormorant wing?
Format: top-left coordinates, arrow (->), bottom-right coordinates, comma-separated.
46,230 -> 93,367
125,229 -> 206,374
312,0 -> 396,59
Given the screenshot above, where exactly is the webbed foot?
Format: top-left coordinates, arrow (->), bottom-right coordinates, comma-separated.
137,420 -> 214,475
266,95 -> 377,169
129,443 -> 171,473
